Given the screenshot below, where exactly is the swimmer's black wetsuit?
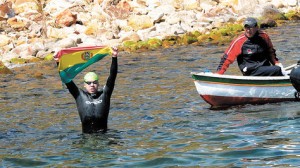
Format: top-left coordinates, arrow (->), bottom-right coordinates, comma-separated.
66,57 -> 118,133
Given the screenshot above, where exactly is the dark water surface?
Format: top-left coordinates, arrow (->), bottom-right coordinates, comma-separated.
1,21 -> 300,167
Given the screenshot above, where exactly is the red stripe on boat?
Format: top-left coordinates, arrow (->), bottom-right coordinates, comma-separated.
200,95 -> 296,107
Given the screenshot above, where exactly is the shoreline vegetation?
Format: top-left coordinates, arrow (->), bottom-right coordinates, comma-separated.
0,0 -> 300,74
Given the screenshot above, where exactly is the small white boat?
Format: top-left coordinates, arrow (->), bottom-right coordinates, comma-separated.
191,72 -> 300,107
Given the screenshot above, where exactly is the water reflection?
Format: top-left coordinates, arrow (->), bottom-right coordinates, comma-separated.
74,130 -> 124,150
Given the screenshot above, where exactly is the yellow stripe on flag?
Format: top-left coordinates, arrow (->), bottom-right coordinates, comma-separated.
58,46 -> 112,71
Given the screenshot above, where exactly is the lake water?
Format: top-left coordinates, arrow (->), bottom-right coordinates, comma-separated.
1,21 -> 300,167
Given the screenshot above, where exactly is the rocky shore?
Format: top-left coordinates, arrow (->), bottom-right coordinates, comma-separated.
0,0 -> 300,72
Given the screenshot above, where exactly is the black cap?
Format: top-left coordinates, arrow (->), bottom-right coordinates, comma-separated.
244,17 -> 258,28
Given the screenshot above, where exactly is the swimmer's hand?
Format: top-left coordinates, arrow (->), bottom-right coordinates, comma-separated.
112,47 -> 118,57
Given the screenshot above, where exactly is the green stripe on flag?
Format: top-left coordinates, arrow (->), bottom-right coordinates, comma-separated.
59,53 -> 109,83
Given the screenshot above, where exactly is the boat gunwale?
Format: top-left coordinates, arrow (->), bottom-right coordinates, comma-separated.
190,72 -> 290,81
191,72 -> 291,85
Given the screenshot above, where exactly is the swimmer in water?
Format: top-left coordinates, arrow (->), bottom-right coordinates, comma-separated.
65,47 -> 118,133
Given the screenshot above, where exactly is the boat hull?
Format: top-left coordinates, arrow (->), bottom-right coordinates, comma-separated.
192,72 -> 298,107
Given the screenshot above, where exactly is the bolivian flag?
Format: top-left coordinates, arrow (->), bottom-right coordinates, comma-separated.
55,46 -> 112,83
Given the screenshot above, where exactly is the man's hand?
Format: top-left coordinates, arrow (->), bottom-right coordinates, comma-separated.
275,63 -> 283,68
276,63 -> 289,76
112,47 -> 118,57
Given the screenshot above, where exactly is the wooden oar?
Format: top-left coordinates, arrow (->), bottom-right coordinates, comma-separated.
284,64 -> 297,71
281,63 -> 298,76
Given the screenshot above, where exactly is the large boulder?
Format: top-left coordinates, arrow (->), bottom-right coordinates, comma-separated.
237,0 -> 259,15
7,17 -> 28,30
128,15 -> 153,31
0,34 -> 10,47
13,0 -> 40,14
55,9 -> 77,27
0,1 -> 14,20
0,61 -> 12,74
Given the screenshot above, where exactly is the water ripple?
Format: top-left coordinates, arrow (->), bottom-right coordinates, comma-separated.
1,22 -> 300,167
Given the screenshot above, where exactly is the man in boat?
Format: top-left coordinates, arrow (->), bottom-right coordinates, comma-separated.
216,17 -> 285,76
65,47 -> 118,134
